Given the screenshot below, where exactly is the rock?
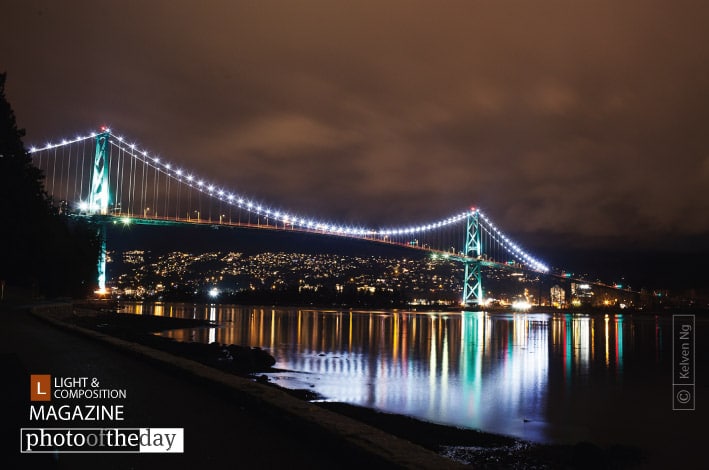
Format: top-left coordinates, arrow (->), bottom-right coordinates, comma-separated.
572,442 -> 605,469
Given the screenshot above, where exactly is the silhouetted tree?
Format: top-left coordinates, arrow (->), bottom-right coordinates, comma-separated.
0,72 -> 100,298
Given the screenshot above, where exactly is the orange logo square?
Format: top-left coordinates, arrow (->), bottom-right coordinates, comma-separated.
30,374 -> 51,401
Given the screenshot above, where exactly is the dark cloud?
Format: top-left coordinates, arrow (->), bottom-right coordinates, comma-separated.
3,0 -> 709,249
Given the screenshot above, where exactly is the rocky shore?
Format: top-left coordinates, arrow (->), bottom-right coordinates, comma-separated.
67,306 -> 277,374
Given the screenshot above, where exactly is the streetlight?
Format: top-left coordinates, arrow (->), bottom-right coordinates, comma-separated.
144,207 -> 150,218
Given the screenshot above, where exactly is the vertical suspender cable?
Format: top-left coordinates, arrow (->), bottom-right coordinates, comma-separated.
58,145 -> 66,203
164,168 -> 169,220
51,147 -> 57,199
119,147 -> 125,214
68,142 -> 77,203
107,143 -> 114,213
128,149 -> 135,216
124,146 -> 130,214
115,146 -> 122,213
140,154 -> 146,216
79,139 -> 85,203
176,176 -> 181,221
187,180 -> 192,220
153,164 -> 159,217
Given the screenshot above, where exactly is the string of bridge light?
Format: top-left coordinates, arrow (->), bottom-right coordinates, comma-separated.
478,221 -> 545,271
107,136 -> 377,235
477,211 -> 549,272
99,130 -> 471,237
28,132 -> 97,153
28,128 -> 547,270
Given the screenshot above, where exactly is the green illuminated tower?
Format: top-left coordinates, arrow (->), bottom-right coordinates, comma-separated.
462,209 -> 483,306
89,131 -> 110,215
89,131 -> 110,292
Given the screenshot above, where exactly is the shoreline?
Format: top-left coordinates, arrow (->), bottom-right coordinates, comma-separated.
86,296 -> 709,317
38,301 -> 647,468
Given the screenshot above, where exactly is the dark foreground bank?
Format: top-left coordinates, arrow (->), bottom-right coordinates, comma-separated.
47,303 -> 647,469
3,302 -> 457,469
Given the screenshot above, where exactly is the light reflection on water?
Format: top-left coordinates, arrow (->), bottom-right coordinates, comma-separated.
120,303 -> 680,445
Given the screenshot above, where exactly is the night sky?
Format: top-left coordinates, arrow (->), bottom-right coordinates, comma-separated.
3,1 -> 709,288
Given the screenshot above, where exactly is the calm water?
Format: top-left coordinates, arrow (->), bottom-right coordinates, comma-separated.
120,303 -> 706,451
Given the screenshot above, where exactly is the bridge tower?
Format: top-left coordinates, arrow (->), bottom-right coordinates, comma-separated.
462,209 -> 483,306
89,131 -> 110,215
88,131 -> 110,293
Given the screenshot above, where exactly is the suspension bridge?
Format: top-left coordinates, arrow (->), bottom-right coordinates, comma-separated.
29,127 -> 574,305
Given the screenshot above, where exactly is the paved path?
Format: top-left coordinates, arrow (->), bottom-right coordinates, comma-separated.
0,304 -> 458,469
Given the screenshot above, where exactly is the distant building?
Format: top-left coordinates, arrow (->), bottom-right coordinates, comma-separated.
571,282 -> 594,307
550,285 -> 566,308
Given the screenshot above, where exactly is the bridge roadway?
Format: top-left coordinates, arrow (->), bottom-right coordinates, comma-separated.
78,212 -> 471,258
82,213 -> 543,268
0,302 -> 459,469
92,213 -> 633,297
